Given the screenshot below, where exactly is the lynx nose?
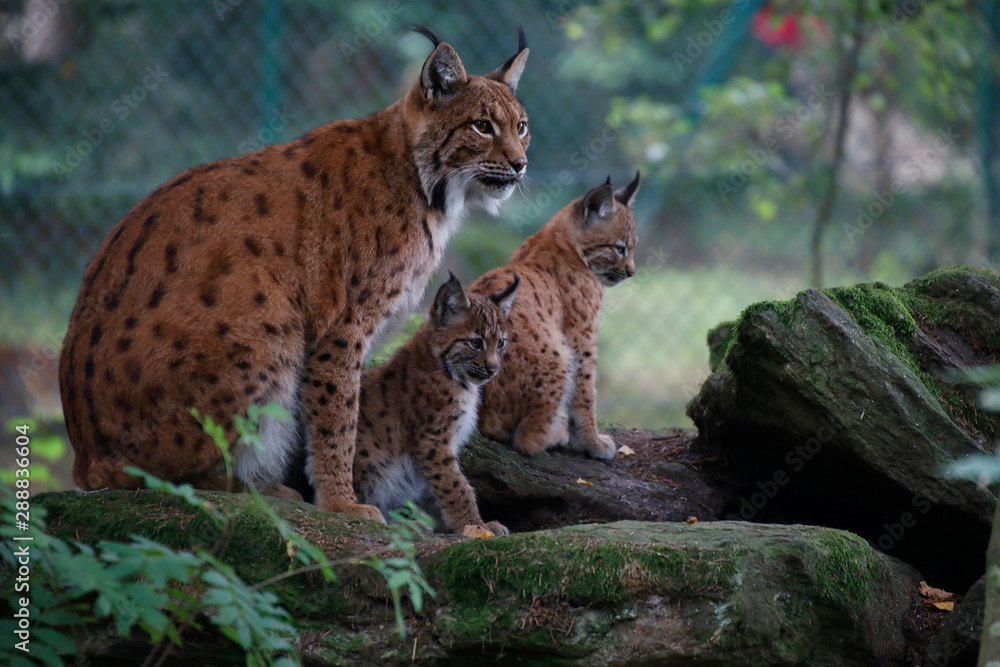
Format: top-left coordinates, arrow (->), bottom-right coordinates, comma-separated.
485,363 -> 500,377
510,157 -> 527,177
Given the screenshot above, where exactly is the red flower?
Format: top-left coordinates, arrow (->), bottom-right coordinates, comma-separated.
752,6 -> 804,50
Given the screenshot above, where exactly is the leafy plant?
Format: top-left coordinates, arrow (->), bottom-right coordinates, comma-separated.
0,489 -> 299,667
943,366 -> 1000,484
360,503 -> 437,637
1,402 -> 437,665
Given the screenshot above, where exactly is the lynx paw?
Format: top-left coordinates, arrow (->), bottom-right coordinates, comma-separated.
260,483 -> 304,503
320,499 -> 387,523
484,521 -> 510,537
586,433 -> 617,460
463,521 -> 510,538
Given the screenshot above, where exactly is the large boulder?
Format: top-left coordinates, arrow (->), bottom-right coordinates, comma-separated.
29,490 -> 927,666
688,267 -> 1000,592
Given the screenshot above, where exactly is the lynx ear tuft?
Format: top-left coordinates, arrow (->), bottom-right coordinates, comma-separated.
411,24 -> 441,47
614,171 -> 641,207
485,26 -> 529,92
489,273 -> 520,318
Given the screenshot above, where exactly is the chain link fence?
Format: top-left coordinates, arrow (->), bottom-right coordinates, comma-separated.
1,0 -> 996,489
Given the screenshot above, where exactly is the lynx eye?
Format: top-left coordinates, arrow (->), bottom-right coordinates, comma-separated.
615,243 -> 627,258
498,337 -> 507,350
517,121 -> 528,138
468,337 -> 484,351
472,120 -> 494,136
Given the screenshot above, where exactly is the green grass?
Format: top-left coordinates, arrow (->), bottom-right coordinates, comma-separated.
594,264 -> 895,428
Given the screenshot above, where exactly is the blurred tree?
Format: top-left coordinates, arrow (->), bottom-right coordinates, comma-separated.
554,0 -> 985,279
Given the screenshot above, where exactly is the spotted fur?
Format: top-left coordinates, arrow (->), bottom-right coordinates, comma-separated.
58,26 -> 531,522
354,274 -> 518,535
473,173 -> 640,459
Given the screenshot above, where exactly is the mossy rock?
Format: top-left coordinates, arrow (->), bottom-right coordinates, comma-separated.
688,266 -> 998,593
25,491 -> 924,666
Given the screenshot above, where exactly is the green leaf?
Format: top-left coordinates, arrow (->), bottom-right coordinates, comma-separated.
256,403 -> 292,421
943,454 -> 1000,483
23,641 -> 64,667
94,594 -> 112,618
28,627 -> 77,654
202,589 -> 234,606
202,570 -> 230,588
138,607 -> 171,642
410,581 -> 423,611
236,620 -> 252,648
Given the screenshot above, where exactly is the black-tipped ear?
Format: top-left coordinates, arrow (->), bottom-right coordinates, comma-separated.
485,26 -> 529,92
431,272 -> 471,327
418,29 -> 467,103
489,273 -> 520,318
614,170 -> 641,207
580,183 -> 615,227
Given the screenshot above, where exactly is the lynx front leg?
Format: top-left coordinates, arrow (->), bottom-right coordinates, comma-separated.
417,442 -> 508,536
567,348 -> 616,460
305,330 -> 384,522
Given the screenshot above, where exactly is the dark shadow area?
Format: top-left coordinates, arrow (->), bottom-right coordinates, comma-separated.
704,423 -> 989,593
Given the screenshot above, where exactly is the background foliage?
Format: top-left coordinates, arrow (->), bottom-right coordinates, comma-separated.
1,0 -> 998,490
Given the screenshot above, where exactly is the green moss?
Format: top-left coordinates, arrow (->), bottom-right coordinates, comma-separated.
430,526 -> 742,653
36,490 -> 378,617
707,321 -> 737,372
439,532 -> 737,608
821,282 -> 920,378
813,530 -> 882,608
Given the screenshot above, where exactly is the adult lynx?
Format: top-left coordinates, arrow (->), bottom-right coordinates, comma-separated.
59,26 -> 531,522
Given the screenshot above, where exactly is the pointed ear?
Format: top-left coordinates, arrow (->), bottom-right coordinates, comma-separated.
419,41 -> 467,103
485,26 -> 529,92
489,273 -> 520,318
431,272 -> 470,327
614,170 -> 641,207
580,182 -> 615,227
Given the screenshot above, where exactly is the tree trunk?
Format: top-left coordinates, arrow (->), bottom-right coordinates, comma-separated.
809,0 -> 865,287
